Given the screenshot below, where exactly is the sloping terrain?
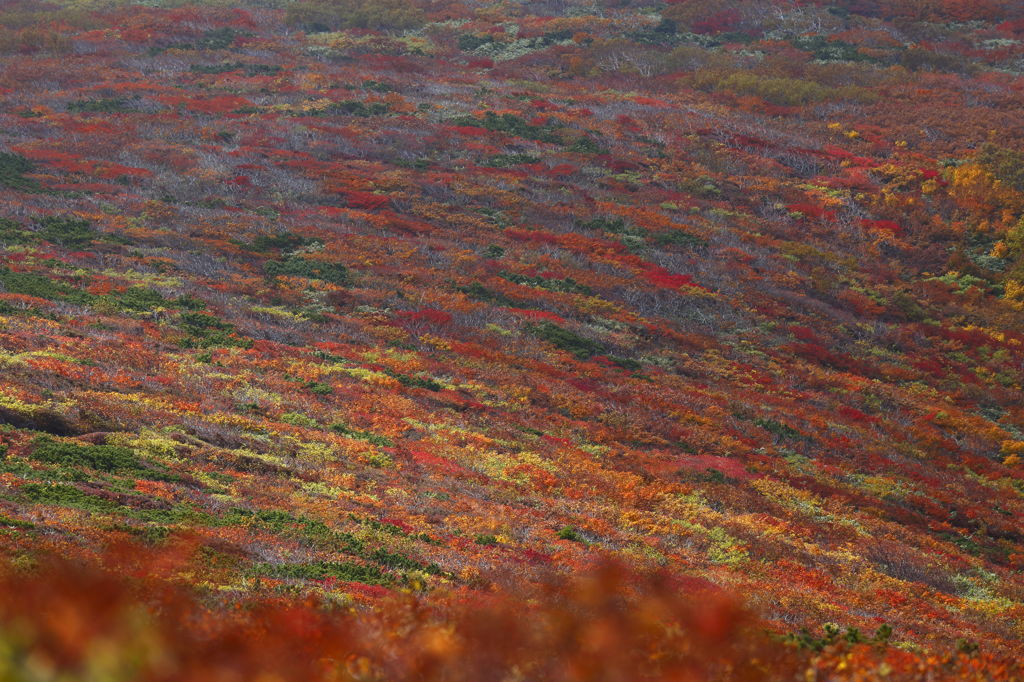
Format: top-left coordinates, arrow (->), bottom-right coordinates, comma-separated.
1,0 -> 1024,678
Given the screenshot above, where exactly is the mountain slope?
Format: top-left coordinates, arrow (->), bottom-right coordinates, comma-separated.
1,0 -> 1023,677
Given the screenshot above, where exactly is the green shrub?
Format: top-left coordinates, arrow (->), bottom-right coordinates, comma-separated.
175,295 -> 206,310
265,255 -> 352,285
285,0 -> 426,32
977,143 -> 1024,193
576,216 -> 630,233
329,422 -> 393,447
35,216 -> 96,248
474,534 -> 498,546
326,100 -> 391,117
783,624 -> 893,652
691,71 -> 877,107
557,526 -> 585,542
608,355 -> 642,371
458,33 -> 493,51
196,27 -> 245,50
0,152 -> 39,192
458,282 -> 519,307
306,381 -> 333,395
114,287 -> 168,312
754,417 -> 802,440
791,36 -> 873,63
484,153 -> 540,168
0,267 -> 92,304
259,560 -> 389,585
66,98 -> 134,114
281,412 -> 318,428
369,548 -> 440,574
246,232 -> 314,253
191,62 -> 281,76
178,312 -> 251,349
362,80 -> 394,92
652,230 -> 707,249
387,371 -> 442,392
20,483 -> 121,513
450,112 -> 561,144
529,322 -> 604,359
0,514 -> 33,530
501,271 -> 593,295
567,136 -> 608,154
223,507 -> 364,553
0,218 -> 37,245
29,437 -> 140,473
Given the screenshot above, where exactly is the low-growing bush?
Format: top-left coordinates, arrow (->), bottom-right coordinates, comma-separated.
66,98 -> 134,114
178,312 -> 252,349
557,525 -> 585,542
257,560 -> 389,585
0,267 -> 92,304
20,483 -> 122,513
30,437 -> 140,473
450,112 -> 561,144
329,422 -> 393,447
285,0 -> 425,32
35,216 -> 96,248
0,152 -> 39,192
265,255 -> 352,286
530,322 -> 604,359
114,287 -> 168,313
0,218 -> 36,244
501,272 -> 593,296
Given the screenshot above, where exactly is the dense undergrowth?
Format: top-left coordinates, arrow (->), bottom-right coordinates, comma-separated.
1,0 -> 1024,678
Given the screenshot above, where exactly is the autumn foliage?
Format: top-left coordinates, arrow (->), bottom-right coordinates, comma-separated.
0,0 -> 1023,678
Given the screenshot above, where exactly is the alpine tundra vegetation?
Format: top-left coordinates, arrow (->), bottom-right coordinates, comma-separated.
1,0 -> 1024,679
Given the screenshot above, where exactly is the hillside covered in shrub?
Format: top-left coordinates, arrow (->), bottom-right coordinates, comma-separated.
1,0 -> 1024,678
